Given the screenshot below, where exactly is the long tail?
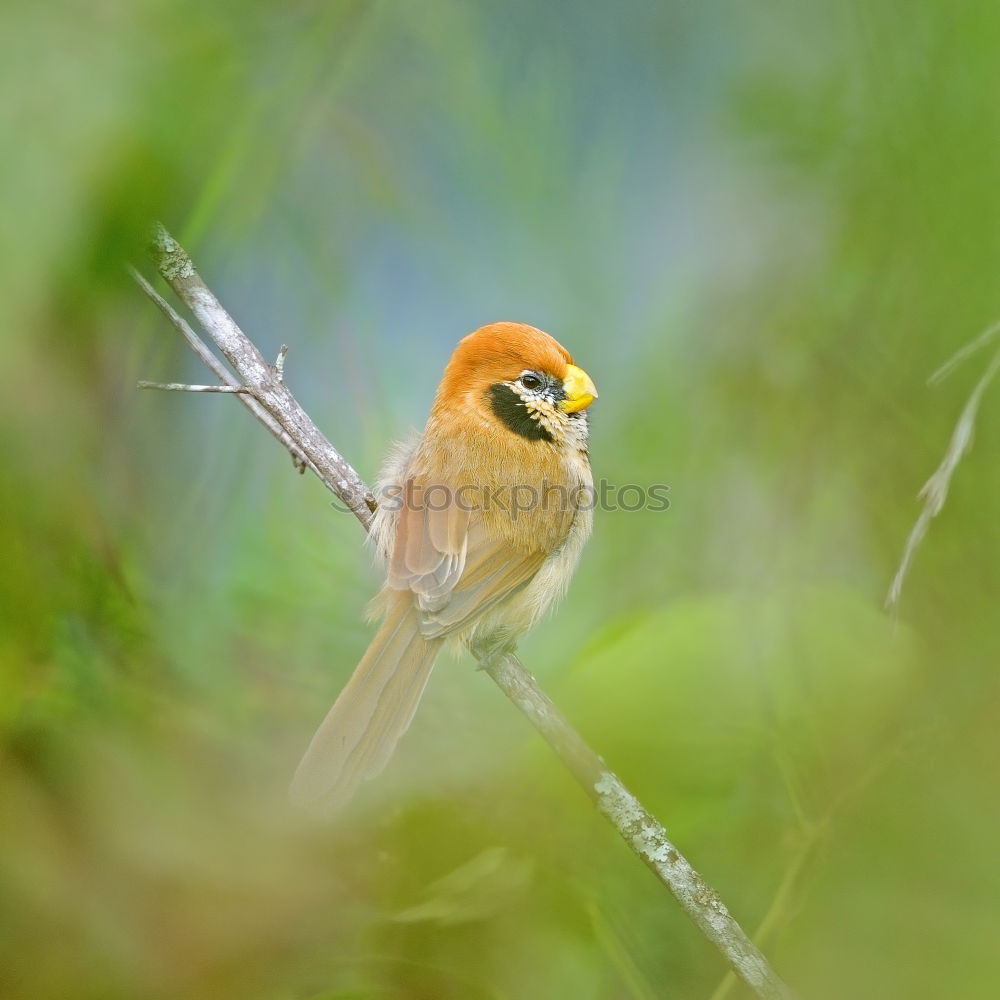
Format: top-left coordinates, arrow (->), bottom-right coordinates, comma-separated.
290,593 -> 442,808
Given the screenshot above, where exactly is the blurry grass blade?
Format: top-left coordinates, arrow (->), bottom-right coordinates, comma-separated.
929,318 -> 1000,385
887,345 -> 1000,608
586,900 -> 659,1000
392,846 -> 533,926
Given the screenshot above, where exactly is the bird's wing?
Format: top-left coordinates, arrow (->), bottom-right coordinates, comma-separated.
387,475 -> 548,640
292,475 -> 549,808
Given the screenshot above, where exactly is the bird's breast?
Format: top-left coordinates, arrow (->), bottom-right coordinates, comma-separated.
403,415 -> 592,554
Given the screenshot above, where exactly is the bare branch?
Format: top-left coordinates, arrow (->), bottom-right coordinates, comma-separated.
132,266 -> 318,477
137,222 -> 797,1000
485,652 -> 796,1000
133,237 -> 375,522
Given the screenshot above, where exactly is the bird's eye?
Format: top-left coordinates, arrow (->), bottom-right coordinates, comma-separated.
519,372 -> 543,391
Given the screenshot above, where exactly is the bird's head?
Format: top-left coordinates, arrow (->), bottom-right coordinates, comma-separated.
434,322 -> 598,445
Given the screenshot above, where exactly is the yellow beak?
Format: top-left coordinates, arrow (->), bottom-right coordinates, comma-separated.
560,363 -> 598,414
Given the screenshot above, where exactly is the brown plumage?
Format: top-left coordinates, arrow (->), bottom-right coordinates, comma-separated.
290,322 -> 597,808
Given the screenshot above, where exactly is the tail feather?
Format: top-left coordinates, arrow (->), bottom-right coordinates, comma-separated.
290,594 -> 442,808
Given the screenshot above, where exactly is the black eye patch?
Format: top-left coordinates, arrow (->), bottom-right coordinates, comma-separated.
488,383 -> 555,442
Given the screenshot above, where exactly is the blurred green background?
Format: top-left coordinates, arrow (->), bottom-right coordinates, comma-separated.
3,1 -> 1000,997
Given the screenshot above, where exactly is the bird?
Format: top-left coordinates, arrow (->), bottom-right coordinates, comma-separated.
290,322 -> 598,808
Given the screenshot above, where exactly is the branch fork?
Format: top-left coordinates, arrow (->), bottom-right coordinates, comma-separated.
138,344 -> 289,399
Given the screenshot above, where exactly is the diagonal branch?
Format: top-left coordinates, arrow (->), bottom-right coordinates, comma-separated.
131,267 -> 316,475
137,222 -> 797,1000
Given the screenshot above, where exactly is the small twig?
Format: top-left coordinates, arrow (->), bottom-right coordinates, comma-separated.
274,344 -> 289,383
137,380 -> 254,393
130,267 -> 234,380
137,222 -> 796,1000
146,222 -> 377,526
132,266 -> 317,476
